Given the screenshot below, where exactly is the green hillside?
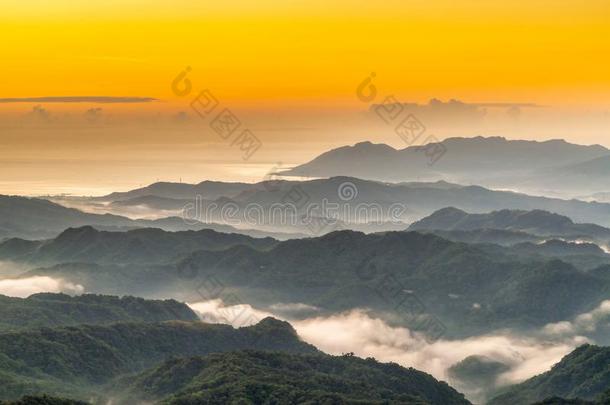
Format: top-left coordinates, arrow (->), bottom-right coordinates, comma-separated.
119,351 -> 470,405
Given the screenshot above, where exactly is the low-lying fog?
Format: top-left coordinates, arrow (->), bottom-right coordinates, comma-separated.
0,261 -> 85,297
188,297 -> 610,403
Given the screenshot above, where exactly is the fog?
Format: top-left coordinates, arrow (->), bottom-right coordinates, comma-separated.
292,311 -> 584,395
0,261 -> 31,278
0,276 -> 85,298
187,298 -> 590,403
543,299 -> 610,339
188,299 -> 275,327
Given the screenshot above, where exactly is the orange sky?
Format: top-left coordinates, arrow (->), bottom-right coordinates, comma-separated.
1,0 -> 610,109
1,1 -> 609,196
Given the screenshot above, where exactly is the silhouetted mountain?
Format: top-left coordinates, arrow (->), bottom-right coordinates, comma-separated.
409,208 -> 610,243
281,137 -> 609,196
99,180 -> 257,202
119,351 -> 470,405
490,345 -> 610,405
0,196 -> 134,240
95,177 -> 610,228
0,195 -> 298,241
0,293 -> 198,332
42,175 -> 610,238
0,318 -> 316,400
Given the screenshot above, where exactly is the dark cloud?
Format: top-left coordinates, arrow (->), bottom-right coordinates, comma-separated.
0,96 -> 158,103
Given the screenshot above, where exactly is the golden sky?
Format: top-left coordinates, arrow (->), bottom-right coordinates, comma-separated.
1,0 -> 609,108
1,1 -> 610,196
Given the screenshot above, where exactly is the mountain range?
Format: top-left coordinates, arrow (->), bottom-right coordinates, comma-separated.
5,224 -> 610,338
280,137 -> 610,197
0,195 -> 300,241
409,207 -> 610,246
35,176 -> 610,235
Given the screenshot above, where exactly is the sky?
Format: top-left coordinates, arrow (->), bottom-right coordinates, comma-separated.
1,0 -> 609,195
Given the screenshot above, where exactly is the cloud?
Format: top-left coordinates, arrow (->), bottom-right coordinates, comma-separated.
543,300 -> 610,337
187,299 -> 275,327
0,261 -> 30,278
185,299 -> 589,403
0,276 -> 84,298
291,310 -> 585,402
268,302 -> 320,315
0,96 -> 158,103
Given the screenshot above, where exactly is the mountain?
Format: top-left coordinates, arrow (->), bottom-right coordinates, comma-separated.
0,195 -> 134,240
0,226 -> 277,266
490,345 -> 610,405
98,180 -> 257,202
68,176 -> 610,229
118,351 -> 470,405
18,228 -> 610,337
416,228 -> 543,246
0,396 -> 88,405
280,137 -> 609,196
0,195 -> 299,241
0,318 -> 316,400
523,156 -> 610,197
512,240 -> 608,258
0,293 -> 198,332
409,208 -> 610,244
447,355 -> 510,404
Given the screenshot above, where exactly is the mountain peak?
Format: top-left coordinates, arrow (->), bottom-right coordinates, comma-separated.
56,225 -> 100,241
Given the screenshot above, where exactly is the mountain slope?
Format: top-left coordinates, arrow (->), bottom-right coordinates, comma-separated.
0,195 -> 295,241
20,228 -> 610,337
119,351 -> 470,405
0,293 -> 198,332
0,318 -> 316,400
409,208 -> 610,243
0,226 -> 277,266
489,345 -> 610,405
98,180 -> 257,202
84,176 -> 610,228
281,137 -> 609,193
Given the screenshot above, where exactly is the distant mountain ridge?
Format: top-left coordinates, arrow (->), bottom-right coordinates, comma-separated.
0,195 -> 298,241
98,180 -> 256,202
408,207 -> 610,243
13,227 -> 610,337
280,137 -> 610,196
49,176 -> 610,230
